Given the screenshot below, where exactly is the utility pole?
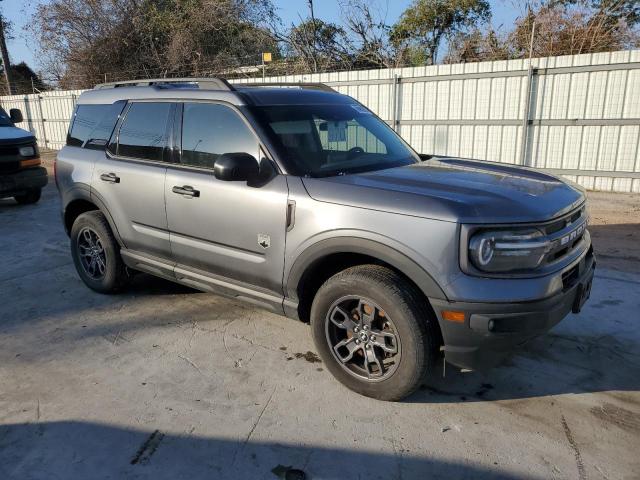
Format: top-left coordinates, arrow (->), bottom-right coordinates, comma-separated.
307,0 -> 318,73
0,2 -> 13,95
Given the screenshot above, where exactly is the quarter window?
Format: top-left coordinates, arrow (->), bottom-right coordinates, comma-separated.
181,103 -> 259,169
117,102 -> 172,161
67,102 -> 125,149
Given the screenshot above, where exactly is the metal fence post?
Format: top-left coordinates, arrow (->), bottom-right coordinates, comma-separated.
36,95 -> 48,149
23,94 -> 33,133
391,74 -> 401,132
519,20 -> 537,166
519,66 -> 538,166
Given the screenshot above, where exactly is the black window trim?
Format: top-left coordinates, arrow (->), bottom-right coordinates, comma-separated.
104,98 -> 280,176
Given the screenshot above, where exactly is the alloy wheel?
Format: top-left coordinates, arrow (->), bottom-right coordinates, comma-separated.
77,227 -> 107,280
325,296 -> 401,382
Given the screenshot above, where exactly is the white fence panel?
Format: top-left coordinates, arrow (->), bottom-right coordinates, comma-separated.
1,50 -> 639,192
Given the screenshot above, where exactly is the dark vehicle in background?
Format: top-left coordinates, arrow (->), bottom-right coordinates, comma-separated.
0,107 -> 47,204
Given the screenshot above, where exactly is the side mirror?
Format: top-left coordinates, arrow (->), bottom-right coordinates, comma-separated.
10,108 -> 23,123
419,153 -> 433,161
214,152 -> 259,182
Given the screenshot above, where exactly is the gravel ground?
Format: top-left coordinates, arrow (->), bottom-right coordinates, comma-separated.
0,162 -> 639,479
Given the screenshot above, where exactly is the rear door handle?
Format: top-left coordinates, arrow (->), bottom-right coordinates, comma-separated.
172,185 -> 200,198
100,172 -> 120,183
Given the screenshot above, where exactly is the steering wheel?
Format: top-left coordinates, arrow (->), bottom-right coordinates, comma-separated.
346,146 -> 365,159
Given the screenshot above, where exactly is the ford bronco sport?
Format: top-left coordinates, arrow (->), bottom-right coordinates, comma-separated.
0,107 -> 47,204
56,78 -> 595,401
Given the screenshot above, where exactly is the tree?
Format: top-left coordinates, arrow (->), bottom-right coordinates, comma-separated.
508,1 -> 639,58
340,0 -> 403,68
445,0 -> 640,62
285,19 -> 351,72
6,62 -> 49,94
390,0 -> 491,65
31,0 -> 280,89
444,28 -> 510,63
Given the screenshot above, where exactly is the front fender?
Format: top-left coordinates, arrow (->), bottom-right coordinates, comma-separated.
285,235 -> 448,305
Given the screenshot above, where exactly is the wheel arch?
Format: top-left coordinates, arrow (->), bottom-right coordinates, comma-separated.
63,188 -> 125,247
285,237 -> 447,323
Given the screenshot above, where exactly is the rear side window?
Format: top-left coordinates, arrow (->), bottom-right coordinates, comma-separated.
117,102 -> 172,161
67,102 -> 125,149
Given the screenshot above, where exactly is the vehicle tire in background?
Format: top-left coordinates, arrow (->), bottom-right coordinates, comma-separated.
70,210 -> 128,293
310,265 -> 440,401
14,189 -> 41,204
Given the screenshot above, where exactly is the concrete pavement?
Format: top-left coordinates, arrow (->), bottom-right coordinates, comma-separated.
1,182 -> 639,479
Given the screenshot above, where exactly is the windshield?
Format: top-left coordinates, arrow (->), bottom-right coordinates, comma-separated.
250,104 -> 419,177
0,108 -> 13,126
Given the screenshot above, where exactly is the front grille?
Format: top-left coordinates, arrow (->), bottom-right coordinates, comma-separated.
537,206 -> 588,266
0,141 -> 36,174
0,145 -> 19,156
0,161 -> 20,174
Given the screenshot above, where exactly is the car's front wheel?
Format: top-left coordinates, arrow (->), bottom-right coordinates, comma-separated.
310,265 -> 440,401
70,211 -> 128,293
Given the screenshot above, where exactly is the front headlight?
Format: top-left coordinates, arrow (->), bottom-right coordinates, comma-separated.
19,145 -> 36,157
468,228 -> 550,272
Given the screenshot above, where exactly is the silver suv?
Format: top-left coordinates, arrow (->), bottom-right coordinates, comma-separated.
56,78 -> 595,401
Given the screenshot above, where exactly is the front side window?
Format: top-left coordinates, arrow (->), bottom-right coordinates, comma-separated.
181,103 -> 259,168
117,102 -> 172,161
250,103 -> 418,177
67,102 -> 125,149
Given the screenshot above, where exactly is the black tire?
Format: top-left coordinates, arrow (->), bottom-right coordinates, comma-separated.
70,211 -> 128,293
310,265 -> 440,401
14,189 -> 41,205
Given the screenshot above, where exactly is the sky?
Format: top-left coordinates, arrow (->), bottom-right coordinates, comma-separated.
2,0 -> 523,70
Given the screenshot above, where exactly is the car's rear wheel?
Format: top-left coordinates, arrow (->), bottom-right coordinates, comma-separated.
14,189 -> 41,205
70,211 -> 128,293
310,265 -> 440,401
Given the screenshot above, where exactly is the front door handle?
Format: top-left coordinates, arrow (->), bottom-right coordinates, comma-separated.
100,172 -> 120,183
172,185 -> 200,198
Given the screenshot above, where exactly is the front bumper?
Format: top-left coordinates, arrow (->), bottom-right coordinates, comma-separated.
0,166 -> 48,197
431,246 -> 596,371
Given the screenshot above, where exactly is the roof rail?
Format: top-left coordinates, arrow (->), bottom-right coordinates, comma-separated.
94,77 -> 235,91
234,82 -> 336,93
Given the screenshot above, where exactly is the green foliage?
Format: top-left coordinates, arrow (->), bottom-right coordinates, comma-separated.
390,0 -> 491,64
286,19 -> 351,71
32,0 -> 279,88
28,0 -> 640,84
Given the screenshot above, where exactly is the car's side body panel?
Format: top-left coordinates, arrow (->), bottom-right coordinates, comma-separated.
92,156 -> 171,258
165,166 -> 289,297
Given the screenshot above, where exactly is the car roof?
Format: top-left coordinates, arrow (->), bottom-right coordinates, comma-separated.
77,84 -> 354,107
235,87 -> 355,106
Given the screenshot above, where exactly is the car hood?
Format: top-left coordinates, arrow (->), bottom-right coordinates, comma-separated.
301,157 -> 585,224
0,125 -> 35,145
